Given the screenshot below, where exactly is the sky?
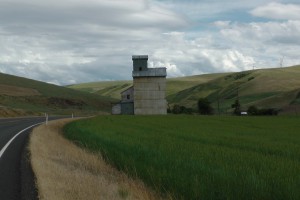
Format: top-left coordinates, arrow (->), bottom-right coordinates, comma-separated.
0,0 -> 300,85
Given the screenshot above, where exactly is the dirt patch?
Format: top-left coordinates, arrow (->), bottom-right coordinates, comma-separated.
29,119 -> 163,200
0,84 -> 41,96
46,97 -> 86,108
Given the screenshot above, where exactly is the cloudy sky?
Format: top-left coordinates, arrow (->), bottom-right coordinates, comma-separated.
0,0 -> 300,85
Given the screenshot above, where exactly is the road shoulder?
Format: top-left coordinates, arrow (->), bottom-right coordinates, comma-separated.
29,119 -> 163,200
21,135 -> 38,200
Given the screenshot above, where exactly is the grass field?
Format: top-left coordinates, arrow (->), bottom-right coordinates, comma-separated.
63,115 -> 300,200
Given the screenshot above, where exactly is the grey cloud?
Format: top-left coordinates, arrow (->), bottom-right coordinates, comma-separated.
1,0 -> 300,86
0,0 -> 189,85
0,0 -> 187,32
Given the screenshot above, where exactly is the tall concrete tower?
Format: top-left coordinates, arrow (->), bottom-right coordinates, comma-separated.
132,55 -> 167,115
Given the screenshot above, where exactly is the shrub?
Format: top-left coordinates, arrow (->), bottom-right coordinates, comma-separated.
198,98 -> 213,115
247,105 -> 258,115
248,77 -> 255,81
172,105 -> 194,114
247,106 -> 278,116
258,108 -> 278,116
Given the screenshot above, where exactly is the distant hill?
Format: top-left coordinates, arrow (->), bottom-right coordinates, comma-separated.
0,73 -> 113,117
69,65 -> 300,115
168,65 -> 300,114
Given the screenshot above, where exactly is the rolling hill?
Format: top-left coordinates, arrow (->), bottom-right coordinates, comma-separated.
0,72 -> 113,117
69,65 -> 300,115
170,65 -> 300,114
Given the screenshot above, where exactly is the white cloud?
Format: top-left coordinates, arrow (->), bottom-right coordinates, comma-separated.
250,2 -> 300,20
149,32 -> 255,76
218,19 -> 300,67
213,21 -> 231,28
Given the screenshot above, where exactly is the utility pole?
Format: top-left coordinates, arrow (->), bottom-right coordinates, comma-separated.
233,83 -> 241,115
45,113 -> 48,125
217,93 -> 220,115
237,86 -> 239,102
280,56 -> 285,68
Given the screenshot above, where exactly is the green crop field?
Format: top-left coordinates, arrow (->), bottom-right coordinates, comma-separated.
64,115 -> 300,200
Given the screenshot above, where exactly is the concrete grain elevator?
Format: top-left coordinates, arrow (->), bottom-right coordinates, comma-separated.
132,55 -> 167,115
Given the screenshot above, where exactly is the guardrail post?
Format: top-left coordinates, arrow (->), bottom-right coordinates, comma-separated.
45,114 -> 48,125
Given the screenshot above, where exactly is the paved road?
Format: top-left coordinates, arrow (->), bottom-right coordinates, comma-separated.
0,116 -> 60,200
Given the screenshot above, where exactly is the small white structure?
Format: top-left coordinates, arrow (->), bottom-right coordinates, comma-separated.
241,112 -> 248,115
112,104 -> 121,115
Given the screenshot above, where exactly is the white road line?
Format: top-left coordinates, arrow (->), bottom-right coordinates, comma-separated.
0,122 -> 44,159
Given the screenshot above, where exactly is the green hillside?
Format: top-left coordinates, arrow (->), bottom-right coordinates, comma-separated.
68,73 -> 227,100
168,65 -> 300,114
68,65 -> 300,115
68,80 -> 132,99
0,73 -> 113,117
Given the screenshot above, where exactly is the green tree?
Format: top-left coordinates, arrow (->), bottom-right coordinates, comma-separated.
197,98 -> 213,115
172,104 -> 181,114
232,99 -> 241,115
247,105 -> 258,115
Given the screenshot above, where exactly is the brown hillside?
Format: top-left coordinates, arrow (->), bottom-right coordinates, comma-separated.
0,84 -> 41,96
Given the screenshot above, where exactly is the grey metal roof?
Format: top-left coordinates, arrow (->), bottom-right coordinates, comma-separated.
120,86 -> 134,94
132,55 -> 148,60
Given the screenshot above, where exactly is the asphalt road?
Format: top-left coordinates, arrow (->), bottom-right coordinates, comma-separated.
0,116 -> 61,200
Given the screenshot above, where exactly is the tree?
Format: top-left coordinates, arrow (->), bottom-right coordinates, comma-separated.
232,99 -> 241,115
247,105 -> 258,115
197,98 -> 213,115
172,104 -> 181,114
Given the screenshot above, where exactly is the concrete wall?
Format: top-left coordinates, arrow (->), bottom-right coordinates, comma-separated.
121,102 -> 134,115
133,77 -> 167,115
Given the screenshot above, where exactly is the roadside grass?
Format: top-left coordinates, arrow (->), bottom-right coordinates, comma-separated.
63,115 -> 300,200
30,119 -> 163,200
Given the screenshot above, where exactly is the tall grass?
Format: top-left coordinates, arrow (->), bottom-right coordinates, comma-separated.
64,115 -> 300,200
